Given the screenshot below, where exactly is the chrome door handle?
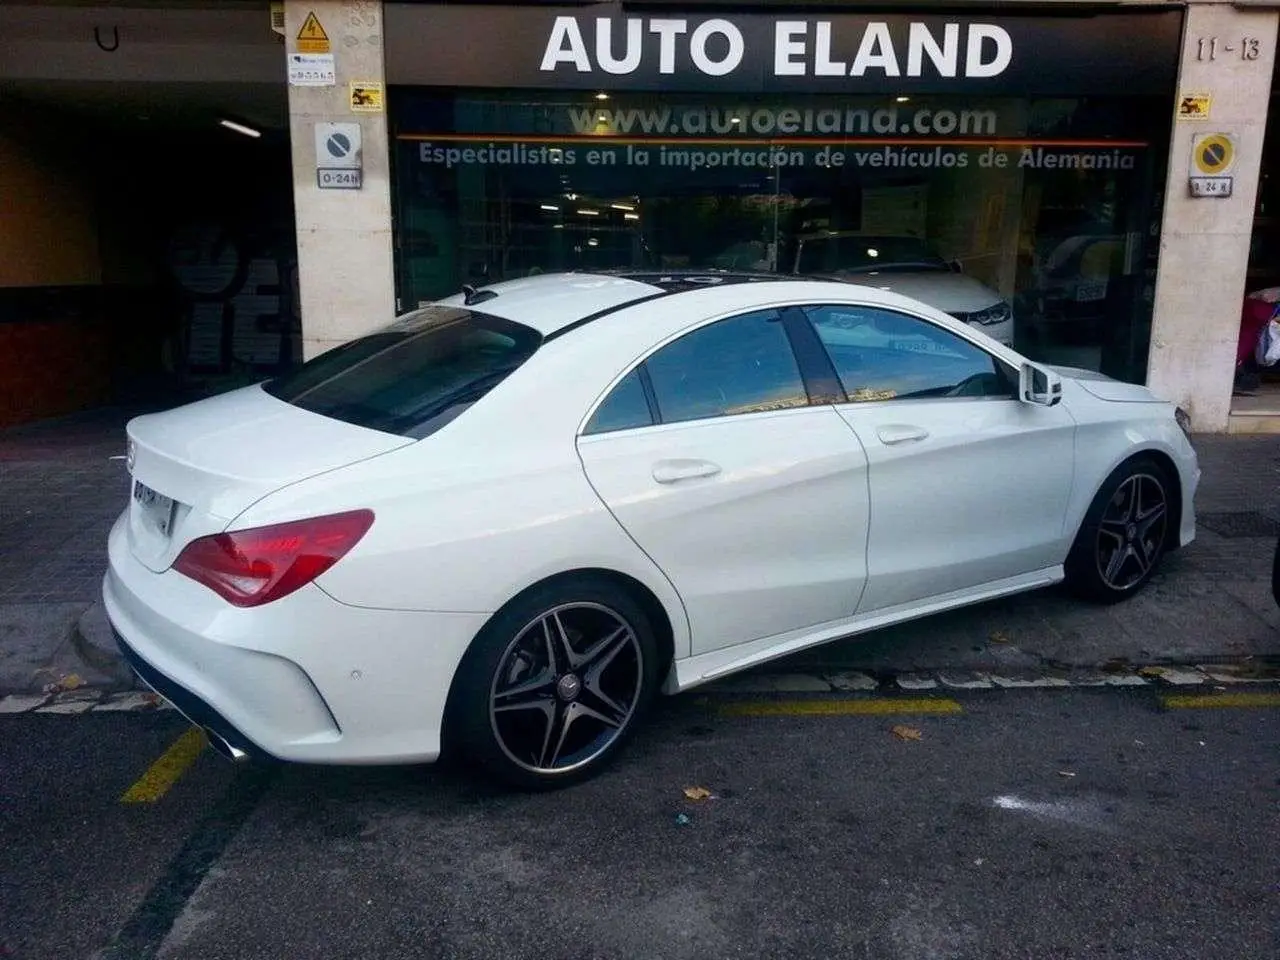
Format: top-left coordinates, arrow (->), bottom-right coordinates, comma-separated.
652,459 -> 722,483
876,424 -> 930,445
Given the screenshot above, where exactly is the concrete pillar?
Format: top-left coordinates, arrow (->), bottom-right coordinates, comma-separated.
1147,2 -> 1279,431
284,0 -> 395,360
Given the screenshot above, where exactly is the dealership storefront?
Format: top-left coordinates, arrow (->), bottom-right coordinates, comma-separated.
383,4 -> 1183,383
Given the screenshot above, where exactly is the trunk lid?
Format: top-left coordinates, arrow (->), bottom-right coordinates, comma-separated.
124,384 -> 411,572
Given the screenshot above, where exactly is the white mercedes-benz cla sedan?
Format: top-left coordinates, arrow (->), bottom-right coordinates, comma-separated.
104,272 -> 1200,788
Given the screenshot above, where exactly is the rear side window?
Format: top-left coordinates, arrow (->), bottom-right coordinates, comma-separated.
265,306 -> 541,438
584,369 -> 654,435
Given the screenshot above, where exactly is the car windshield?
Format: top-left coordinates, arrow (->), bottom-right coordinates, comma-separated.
264,305 -> 541,438
797,235 -> 950,275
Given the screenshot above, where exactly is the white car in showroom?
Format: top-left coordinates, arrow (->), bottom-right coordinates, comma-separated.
104,271 -> 1199,788
793,232 -> 1016,347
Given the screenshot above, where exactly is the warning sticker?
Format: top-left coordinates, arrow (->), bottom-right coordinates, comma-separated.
297,11 -> 330,54
350,81 -> 384,113
1177,94 -> 1212,122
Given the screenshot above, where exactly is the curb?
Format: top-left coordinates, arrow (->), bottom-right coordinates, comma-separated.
2,661 -> 1278,717
72,602 -> 137,690
0,690 -> 174,715
69,622 -> 136,691
700,661 -> 1280,696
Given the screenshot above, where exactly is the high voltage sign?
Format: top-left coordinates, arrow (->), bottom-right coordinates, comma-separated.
297,11 -> 330,54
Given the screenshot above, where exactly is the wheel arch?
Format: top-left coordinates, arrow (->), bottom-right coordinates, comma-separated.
1069,445 -> 1185,553
1131,448 -> 1184,552
439,566 -> 679,754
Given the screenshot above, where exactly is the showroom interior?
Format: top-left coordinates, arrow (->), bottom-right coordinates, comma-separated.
4,1 -> 1280,433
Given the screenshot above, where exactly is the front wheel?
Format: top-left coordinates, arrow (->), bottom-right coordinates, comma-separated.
1064,457 -> 1174,604
446,578 -> 662,789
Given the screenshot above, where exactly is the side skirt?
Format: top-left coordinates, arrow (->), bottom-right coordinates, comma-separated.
664,566 -> 1063,694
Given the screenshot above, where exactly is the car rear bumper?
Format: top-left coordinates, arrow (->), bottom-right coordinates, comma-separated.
103,512 -> 488,765
113,629 -> 269,762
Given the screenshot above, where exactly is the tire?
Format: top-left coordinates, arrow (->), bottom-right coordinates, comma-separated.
445,576 -> 663,790
1064,457 -> 1174,604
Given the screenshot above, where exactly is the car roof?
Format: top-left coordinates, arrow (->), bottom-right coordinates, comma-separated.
433,270 -> 815,336
433,270 -> 1021,376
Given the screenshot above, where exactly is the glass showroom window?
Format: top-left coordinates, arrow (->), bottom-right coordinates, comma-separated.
392,89 -> 1169,384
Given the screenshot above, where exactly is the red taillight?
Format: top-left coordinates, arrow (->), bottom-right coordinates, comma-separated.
173,510 -> 374,607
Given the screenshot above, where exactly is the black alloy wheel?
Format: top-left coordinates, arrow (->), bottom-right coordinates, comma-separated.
1065,457 -> 1173,603
447,577 -> 662,789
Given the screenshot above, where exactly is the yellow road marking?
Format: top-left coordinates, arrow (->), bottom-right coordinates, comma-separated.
1161,692 -> 1280,710
120,727 -> 207,804
717,697 -> 963,718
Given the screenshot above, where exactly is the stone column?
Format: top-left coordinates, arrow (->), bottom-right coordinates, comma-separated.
1147,2 -> 1279,431
284,0 -> 395,360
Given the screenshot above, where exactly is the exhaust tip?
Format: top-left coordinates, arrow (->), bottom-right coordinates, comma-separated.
202,727 -> 250,763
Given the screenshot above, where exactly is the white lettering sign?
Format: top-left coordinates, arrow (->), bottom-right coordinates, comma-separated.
539,17 -> 1014,79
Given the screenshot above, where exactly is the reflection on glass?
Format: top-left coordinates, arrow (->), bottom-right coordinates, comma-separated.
393,91 -> 1170,384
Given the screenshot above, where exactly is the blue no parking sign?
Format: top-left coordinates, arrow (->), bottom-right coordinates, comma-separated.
314,121 -> 364,190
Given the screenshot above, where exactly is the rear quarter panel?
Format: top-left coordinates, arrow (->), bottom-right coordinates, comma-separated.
224,332 -> 695,660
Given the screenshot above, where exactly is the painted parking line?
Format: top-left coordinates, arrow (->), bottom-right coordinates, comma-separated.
1160,692 -> 1280,711
717,697 -> 964,718
119,726 -> 207,804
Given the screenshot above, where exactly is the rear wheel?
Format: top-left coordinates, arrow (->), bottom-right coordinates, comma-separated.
1065,457 -> 1173,603
447,577 -> 662,789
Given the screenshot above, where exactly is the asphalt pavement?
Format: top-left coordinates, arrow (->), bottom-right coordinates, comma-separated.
2,687 -> 1277,960
2,409 -> 1279,959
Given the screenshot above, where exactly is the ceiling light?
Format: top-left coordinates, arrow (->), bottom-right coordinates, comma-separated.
624,213 -> 640,221
895,96 -> 910,104
867,248 -> 880,258
595,92 -> 610,101
540,204 -> 560,212
219,119 -> 261,138
610,202 -> 635,211
577,208 -> 600,216
588,238 -> 599,247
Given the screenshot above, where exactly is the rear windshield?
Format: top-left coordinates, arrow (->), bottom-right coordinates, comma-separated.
264,306 -> 541,438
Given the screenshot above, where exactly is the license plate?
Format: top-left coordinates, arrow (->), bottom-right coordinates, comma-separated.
1076,279 -> 1108,302
133,481 -> 175,536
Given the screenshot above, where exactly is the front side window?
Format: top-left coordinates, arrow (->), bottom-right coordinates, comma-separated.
804,305 -> 1012,402
645,309 -> 808,424
265,306 -> 541,438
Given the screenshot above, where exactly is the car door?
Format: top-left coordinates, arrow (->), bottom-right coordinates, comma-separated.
798,302 -> 1077,613
576,307 -> 871,656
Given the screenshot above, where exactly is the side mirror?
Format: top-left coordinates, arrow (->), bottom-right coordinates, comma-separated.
1019,362 -> 1063,406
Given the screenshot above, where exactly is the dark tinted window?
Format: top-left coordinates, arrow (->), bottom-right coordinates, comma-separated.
584,369 -> 654,435
265,306 -> 541,437
804,305 -> 1012,402
646,309 -> 808,424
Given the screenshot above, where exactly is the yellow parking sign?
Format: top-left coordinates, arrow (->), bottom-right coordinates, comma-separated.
1192,133 -> 1235,177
